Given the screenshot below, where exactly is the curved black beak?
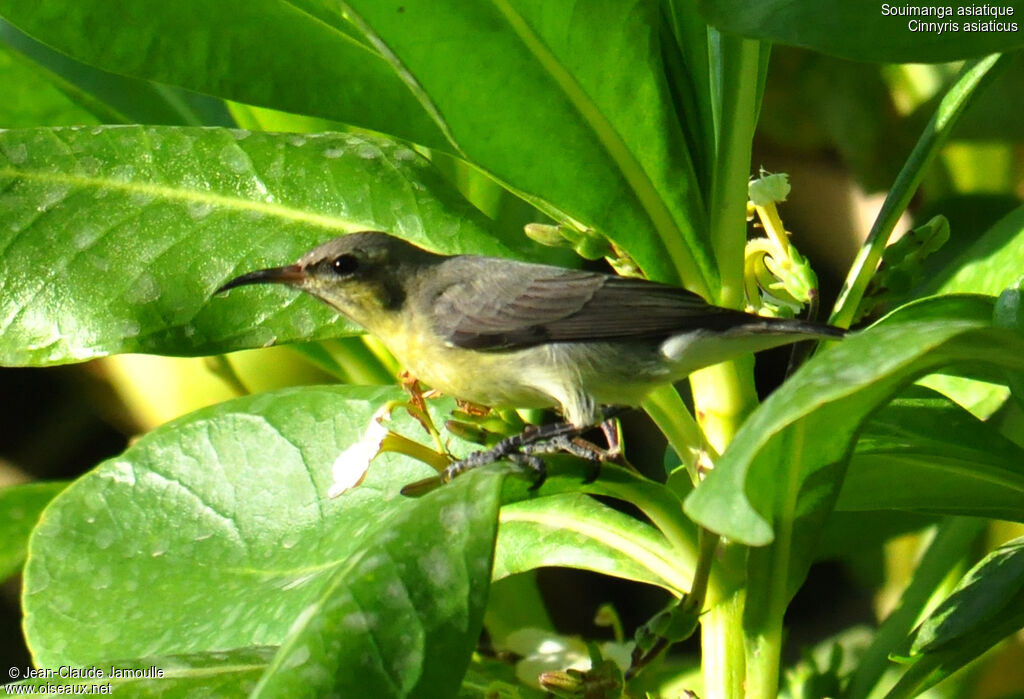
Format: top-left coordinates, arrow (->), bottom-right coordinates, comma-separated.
217,264 -> 306,294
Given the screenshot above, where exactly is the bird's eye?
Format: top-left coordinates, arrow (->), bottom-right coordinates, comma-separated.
331,254 -> 359,276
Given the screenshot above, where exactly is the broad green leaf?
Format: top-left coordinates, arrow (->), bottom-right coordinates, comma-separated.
493,492 -> 686,594
885,537 -> 1024,697
0,125 -> 505,367
0,481 -> 66,581
495,458 -> 700,586
0,39 -> 99,127
252,469 -> 501,698
698,0 -> 1024,63
12,647 -> 276,697
837,386 -> 1024,520
682,295 -> 1024,635
22,385 -> 476,668
0,0 -> 447,149
928,204 -> 1024,298
341,0 -> 715,291
918,204 -> 1024,414
684,295 -> 1021,545
0,18 -> 233,127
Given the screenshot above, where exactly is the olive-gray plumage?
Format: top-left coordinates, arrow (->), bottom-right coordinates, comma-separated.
219,232 -> 843,426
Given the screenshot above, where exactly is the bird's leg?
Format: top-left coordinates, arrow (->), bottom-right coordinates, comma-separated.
522,413 -> 627,483
401,407 -> 629,496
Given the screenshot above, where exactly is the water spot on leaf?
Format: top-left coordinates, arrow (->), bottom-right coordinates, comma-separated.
110,164 -> 136,181
102,460 -> 137,486
219,144 -> 250,174
129,190 -> 156,207
356,143 -> 381,159
35,185 -> 71,213
323,147 -> 346,159
94,528 -> 116,551
420,547 -> 454,587
95,624 -> 118,645
288,135 -> 307,147
76,156 -> 102,175
187,200 -> 216,220
291,310 -> 316,336
439,502 -> 472,536
126,274 -> 161,305
392,147 -> 417,162
27,566 -> 50,594
90,567 -> 113,590
5,142 -> 28,164
73,225 -> 103,251
342,611 -> 376,631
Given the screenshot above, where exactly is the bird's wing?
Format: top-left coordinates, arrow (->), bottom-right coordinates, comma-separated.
427,257 -> 746,350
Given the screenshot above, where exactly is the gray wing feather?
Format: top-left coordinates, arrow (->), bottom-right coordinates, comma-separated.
427,257 -> 749,350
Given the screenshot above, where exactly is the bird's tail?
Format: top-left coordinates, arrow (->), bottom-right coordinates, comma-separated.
752,316 -> 846,340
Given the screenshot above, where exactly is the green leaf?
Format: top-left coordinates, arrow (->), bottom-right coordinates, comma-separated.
837,386 -> 1024,520
908,536 -> 1024,656
884,537 -> 1024,697
493,492 -> 686,594
0,125 -> 506,367
844,518 -> 985,699
685,294 -> 1022,546
0,481 -> 67,582
13,647 -> 276,696
252,469 -> 502,698
0,38 -> 99,127
341,0 -> 715,291
698,0 -> 1024,63
0,18 -> 234,127
682,295 -> 1024,636
929,204 -> 1024,298
0,0 -> 447,148
918,204 -> 1024,414
22,385 -> 479,669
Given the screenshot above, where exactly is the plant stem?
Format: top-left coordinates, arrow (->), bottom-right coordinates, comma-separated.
701,587 -> 747,698
642,384 -> 707,482
689,357 -> 759,454
830,53 -> 1005,329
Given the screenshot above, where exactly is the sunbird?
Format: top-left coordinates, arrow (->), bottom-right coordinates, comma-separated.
219,232 -> 844,488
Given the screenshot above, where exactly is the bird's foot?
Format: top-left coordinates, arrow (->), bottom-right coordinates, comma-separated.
400,407 -> 626,496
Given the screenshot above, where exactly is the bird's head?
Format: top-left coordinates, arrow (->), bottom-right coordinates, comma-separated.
217,231 -> 440,323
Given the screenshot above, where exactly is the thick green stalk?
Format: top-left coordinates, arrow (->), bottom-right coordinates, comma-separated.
692,29 -> 767,699
701,588 -> 747,698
